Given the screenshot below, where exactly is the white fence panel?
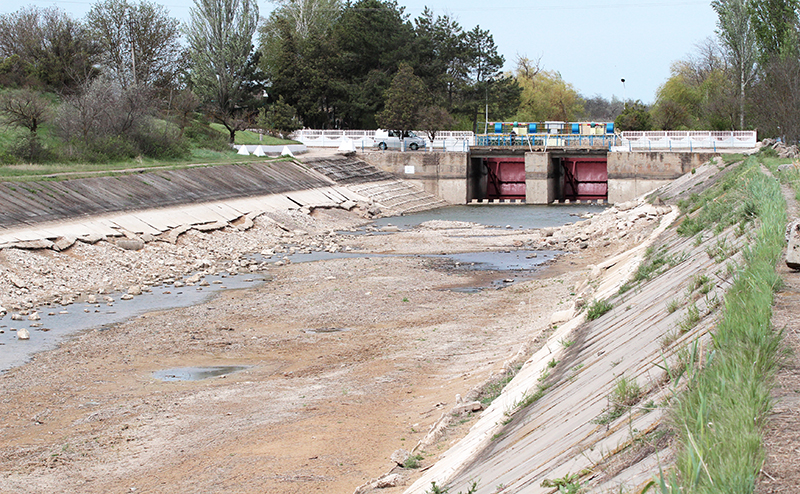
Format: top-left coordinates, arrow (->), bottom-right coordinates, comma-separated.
613,131 -> 757,152
292,129 -> 475,151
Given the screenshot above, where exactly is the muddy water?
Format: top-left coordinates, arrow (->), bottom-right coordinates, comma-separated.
370,203 -> 606,230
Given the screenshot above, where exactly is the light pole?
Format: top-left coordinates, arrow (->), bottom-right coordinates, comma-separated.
484,79 -> 490,135
621,78 -> 626,109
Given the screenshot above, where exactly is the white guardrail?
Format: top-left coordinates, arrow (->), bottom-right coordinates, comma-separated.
291,129 -> 474,152
292,129 -> 759,153
613,131 -> 758,152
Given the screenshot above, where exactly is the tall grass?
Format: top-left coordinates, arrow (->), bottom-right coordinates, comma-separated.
660,157 -> 786,493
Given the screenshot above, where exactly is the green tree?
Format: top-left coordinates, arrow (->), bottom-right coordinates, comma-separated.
0,7 -> 98,91
614,101 -> 652,131
259,4 -> 339,128
86,0 -> 182,89
330,0 -> 415,128
651,41 -> 736,130
748,0 -> 800,58
460,26 -> 507,133
257,96 -> 301,136
514,56 -> 583,122
418,105 -> 454,142
713,0 -> 758,128
186,0 -> 260,143
376,63 -> 427,149
413,9 -> 468,109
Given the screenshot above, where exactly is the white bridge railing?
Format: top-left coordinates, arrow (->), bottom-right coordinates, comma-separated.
613,131 -> 758,152
291,129 -> 474,151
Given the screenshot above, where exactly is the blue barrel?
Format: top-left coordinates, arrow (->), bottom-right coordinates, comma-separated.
494,122 -> 502,134
528,123 -> 537,134
571,123 -> 580,134
606,122 -> 614,134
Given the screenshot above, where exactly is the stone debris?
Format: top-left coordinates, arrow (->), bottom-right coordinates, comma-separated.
390,449 -> 411,466
17,328 -> 30,340
116,238 -> 145,251
376,473 -> 403,488
52,236 -> 76,252
78,233 -> 105,244
763,138 -> 799,159
786,220 -> 800,270
452,401 -> 483,415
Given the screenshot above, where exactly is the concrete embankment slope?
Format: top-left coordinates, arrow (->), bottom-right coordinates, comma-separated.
0,156 -> 445,249
0,162 -> 332,228
405,161 -> 743,493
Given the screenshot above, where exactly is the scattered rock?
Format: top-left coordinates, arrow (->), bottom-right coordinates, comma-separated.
78,232 -> 105,244
194,221 -> 228,232
452,401 -> 483,415
127,285 -> 143,296
13,239 -> 54,250
390,449 -> 411,466
117,238 -> 145,251
120,294 -> 134,300
550,306 -> 575,326
28,312 -> 41,321
376,473 -> 403,488
52,236 -> 76,251
17,328 -> 30,340
339,200 -> 357,211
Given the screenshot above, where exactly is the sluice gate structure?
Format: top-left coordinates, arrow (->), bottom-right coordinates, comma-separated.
362,131 -> 757,205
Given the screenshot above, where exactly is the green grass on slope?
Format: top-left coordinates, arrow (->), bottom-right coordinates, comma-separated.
209,123 -> 300,145
651,156 -> 786,493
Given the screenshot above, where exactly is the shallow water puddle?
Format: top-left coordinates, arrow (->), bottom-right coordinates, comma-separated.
343,203 -> 607,233
153,365 -> 250,382
303,327 -> 351,334
0,271 -> 266,372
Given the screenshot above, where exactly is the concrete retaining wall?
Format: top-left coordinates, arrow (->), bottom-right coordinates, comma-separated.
607,151 -> 720,203
360,151 -> 469,204
0,162 -> 335,229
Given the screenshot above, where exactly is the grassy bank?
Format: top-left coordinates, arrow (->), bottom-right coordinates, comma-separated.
0,150 -> 290,182
655,156 -> 786,493
0,118 -> 297,182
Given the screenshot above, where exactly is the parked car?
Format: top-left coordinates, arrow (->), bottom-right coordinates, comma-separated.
374,129 -> 427,150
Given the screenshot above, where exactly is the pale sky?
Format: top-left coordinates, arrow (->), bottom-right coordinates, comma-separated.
1,0 -> 719,104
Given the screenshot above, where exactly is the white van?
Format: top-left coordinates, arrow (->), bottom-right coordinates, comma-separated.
374,129 -> 427,150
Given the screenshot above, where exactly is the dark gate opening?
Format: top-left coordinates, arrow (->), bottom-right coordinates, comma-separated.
561,157 -> 607,201
485,157 -> 525,200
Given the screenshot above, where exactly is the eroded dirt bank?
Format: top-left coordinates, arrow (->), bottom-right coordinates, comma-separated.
0,201 -> 667,494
